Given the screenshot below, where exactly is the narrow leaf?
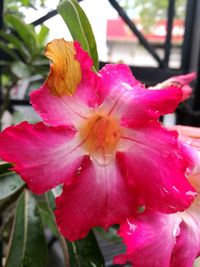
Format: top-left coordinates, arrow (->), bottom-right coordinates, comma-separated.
67,231 -> 105,267
11,61 -> 31,78
0,42 -> 19,60
37,25 -> 49,46
5,14 -> 38,55
57,0 -> 99,70
46,190 -> 104,267
95,226 -> 122,244
38,201 -> 58,236
5,190 -> 47,267
0,172 -> 24,201
0,162 -> 12,174
0,32 -> 31,61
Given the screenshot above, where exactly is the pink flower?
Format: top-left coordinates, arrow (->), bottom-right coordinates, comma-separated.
0,39 -> 196,241
114,125 -> 200,267
149,72 -> 196,101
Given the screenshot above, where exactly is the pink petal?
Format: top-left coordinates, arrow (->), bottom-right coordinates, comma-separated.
74,41 -> 93,71
119,85 -> 182,127
114,135 -> 200,267
168,125 -> 200,187
74,70 -> 103,109
0,122 -> 85,194
99,64 -> 141,100
114,212 -> 182,267
115,196 -> 200,267
118,122 -> 196,213
99,65 -> 182,127
30,41 -> 101,126
168,72 -> 196,86
169,125 -> 200,152
171,195 -> 200,267
30,85 -> 89,127
73,41 -> 104,108
55,158 -> 136,241
149,72 -> 196,101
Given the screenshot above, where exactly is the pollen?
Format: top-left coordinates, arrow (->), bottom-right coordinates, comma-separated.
79,112 -> 122,163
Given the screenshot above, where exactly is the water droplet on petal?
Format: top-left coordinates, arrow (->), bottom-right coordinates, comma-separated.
127,219 -> 137,234
169,205 -> 177,211
186,139 -> 192,145
172,186 -> 180,194
121,82 -> 132,90
163,187 -> 169,193
76,166 -> 82,176
186,191 -> 197,197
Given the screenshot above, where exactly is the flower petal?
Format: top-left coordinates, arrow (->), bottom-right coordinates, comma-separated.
169,125 -> 200,152
118,122 -> 196,213
44,39 -> 82,96
149,72 -> 196,102
171,195 -> 200,267
55,158 -> 136,241
73,41 -> 103,108
114,195 -> 200,267
30,85 -> 89,127
168,125 -> 200,187
99,64 -> 141,99
0,122 -> 85,194
114,212 -> 182,267
31,41 -> 101,126
99,65 -> 182,127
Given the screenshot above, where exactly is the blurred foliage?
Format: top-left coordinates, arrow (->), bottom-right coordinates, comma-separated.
0,14 -> 49,86
0,0 -> 49,127
120,0 -> 186,33
4,0 -> 46,17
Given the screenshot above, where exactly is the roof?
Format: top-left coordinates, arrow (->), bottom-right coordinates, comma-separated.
107,18 -> 184,43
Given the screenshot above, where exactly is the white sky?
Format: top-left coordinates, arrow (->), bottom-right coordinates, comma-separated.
22,0 -> 119,60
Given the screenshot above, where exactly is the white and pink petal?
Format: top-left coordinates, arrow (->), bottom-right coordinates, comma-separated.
117,122 -> 196,213
99,65 -> 183,127
114,211 -> 182,267
55,158 -> 137,241
0,122 -> 85,194
30,85 -> 89,128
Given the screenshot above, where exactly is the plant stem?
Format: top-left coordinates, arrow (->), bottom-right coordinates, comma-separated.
45,193 -> 70,267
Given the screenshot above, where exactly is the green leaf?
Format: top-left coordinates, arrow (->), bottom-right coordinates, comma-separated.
95,226 -> 121,244
57,0 -> 99,70
5,190 -> 47,267
11,61 -> 31,78
37,25 -> 49,46
46,190 -> 104,267
0,162 -> 12,174
0,172 -> 24,201
0,42 -> 19,60
5,14 -> 38,55
67,231 -> 104,267
38,200 -> 58,236
0,31 -> 31,61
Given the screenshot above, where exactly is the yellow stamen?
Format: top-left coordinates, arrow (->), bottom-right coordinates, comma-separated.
79,112 -> 122,163
45,39 -> 82,96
